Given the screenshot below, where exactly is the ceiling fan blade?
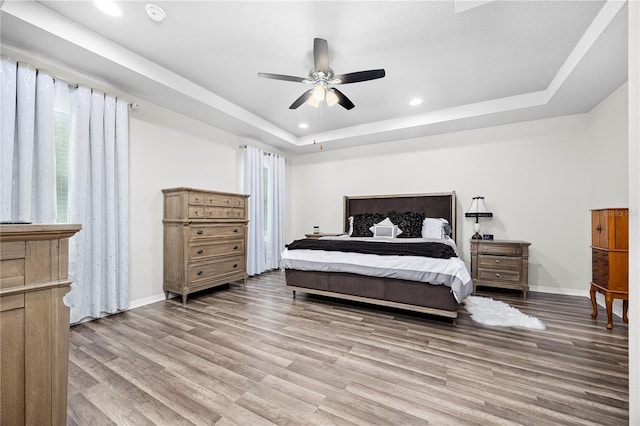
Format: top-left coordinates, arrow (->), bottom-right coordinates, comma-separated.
258,73 -> 310,83
289,89 -> 314,109
313,38 -> 330,73
331,88 -> 355,110
332,69 -> 386,84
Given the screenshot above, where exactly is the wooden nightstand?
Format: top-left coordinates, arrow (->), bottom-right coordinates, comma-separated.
304,233 -> 343,239
470,239 -> 531,298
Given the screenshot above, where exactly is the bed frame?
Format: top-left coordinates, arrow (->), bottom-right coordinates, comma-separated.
285,192 -> 461,320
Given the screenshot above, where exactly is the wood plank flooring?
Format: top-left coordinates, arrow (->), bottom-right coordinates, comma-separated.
68,270 -> 628,425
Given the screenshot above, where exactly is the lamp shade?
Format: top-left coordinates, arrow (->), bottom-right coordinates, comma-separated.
465,196 -> 493,218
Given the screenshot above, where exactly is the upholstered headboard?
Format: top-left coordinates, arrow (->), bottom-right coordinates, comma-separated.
343,192 -> 457,241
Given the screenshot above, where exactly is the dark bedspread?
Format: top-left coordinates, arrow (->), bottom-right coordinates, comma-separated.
286,239 -> 457,259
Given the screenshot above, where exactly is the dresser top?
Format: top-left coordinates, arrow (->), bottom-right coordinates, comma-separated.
0,224 -> 82,241
162,187 -> 249,198
470,239 -> 531,245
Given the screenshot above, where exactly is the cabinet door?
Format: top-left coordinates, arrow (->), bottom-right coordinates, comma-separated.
592,210 -> 608,248
592,209 -> 629,249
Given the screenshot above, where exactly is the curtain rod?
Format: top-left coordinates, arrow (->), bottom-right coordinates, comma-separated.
2,56 -> 138,109
238,144 -> 276,156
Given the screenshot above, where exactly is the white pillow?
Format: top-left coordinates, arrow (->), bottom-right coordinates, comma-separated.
422,218 -> 449,239
369,217 -> 402,237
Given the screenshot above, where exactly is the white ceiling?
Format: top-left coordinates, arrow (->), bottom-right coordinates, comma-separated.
0,0 -> 628,155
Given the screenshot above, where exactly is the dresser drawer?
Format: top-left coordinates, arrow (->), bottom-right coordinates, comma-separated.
205,207 -> 245,220
477,243 -> 522,256
206,194 -> 245,209
188,192 -> 206,206
477,255 -> 521,270
190,240 -> 244,260
189,224 -> 245,239
477,268 -> 522,283
188,206 -> 207,219
189,257 -> 244,284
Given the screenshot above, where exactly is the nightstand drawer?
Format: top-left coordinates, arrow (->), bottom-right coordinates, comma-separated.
470,239 -> 531,298
477,268 -> 521,283
477,243 -> 522,256
477,255 -> 521,270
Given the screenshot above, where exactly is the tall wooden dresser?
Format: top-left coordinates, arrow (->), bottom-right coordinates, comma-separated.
0,224 -> 81,426
590,208 -> 628,330
162,188 -> 249,305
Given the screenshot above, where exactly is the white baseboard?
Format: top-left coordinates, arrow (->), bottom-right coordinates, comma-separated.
127,293 -> 169,310
531,285 -> 623,318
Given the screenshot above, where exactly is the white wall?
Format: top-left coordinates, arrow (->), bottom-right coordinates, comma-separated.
627,1 -> 639,422
288,84 -> 628,296
587,83 -> 629,316
128,101 -> 246,306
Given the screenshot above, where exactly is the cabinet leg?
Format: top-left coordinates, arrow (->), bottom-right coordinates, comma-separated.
589,284 -> 598,318
623,299 -> 629,323
522,289 -> 527,299
164,291 -> 169,300
605,292 -> 614,330
182,294 -> 188,306
292,290 -> 296,299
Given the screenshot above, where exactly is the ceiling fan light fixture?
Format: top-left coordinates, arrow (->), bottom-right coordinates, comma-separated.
312,85 -> 326,101
307,96 -> 320,108
325,89 -> 339,107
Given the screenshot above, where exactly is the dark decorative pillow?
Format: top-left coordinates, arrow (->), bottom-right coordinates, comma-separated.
351,213 -> 386,237
387,211 -> 425,238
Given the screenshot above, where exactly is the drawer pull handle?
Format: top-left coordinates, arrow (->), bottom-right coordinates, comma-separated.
495,260 -> 502,264
233,264 -> 238,268
495,273 -> 503,278
233,229 -> 238,233
233,245 -> 238,250
197,271 -> 203,276
196,230 -> 204,235
483,247 -> 487,253
197,249 -> 204,254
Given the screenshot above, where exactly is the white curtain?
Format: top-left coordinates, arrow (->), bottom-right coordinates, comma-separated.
1,58 -> 57,223
66,87 -> 130,324
265,153 -> 285,270
243,145 -> 265,275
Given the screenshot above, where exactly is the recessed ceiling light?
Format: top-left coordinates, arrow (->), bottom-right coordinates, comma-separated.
93,0 -> 123,17
298,123 -> 309,129
145,4 -> 166,22
409,98 -> 423,106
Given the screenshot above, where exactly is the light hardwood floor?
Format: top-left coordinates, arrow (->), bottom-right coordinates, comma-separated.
68,270 -> 628,425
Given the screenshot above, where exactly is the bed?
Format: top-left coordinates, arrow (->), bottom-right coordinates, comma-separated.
280,192 -> 473,321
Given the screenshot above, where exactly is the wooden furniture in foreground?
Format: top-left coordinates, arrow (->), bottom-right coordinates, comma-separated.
162,187 -> 249,305
285,192 -> 461,320
590,208 -> 628,330
0,224 -> 81,426
304,233 -> 343,239
470,239 -> 531,298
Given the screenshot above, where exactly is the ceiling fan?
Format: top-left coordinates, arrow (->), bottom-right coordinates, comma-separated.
258,38 -> 385,110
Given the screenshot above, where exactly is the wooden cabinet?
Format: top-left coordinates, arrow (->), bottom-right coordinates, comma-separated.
0,224 -> 81,426
590,208 -> 628,330
162,188 -> 249,305
470,239 -> 531,298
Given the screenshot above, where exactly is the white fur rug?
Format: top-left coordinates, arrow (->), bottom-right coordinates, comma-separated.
463,296 -> 546,330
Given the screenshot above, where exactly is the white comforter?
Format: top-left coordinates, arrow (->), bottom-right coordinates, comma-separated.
280,235 -> 473,302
